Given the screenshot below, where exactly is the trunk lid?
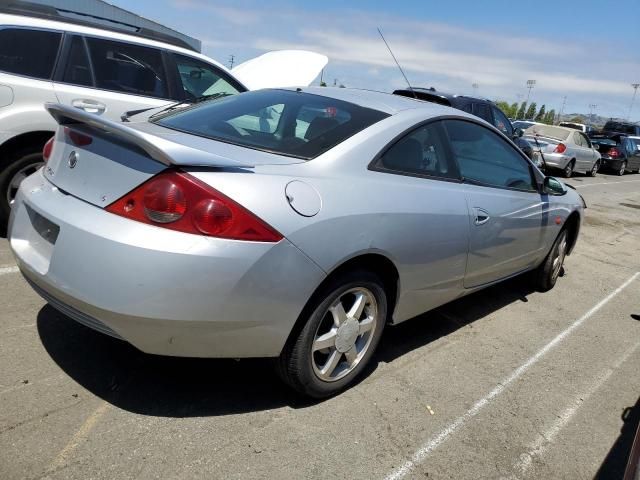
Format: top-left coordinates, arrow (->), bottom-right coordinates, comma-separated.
43,103 -> 299,208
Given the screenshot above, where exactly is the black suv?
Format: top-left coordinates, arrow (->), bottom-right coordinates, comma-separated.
600,120 -> 640,136
393,87 -> 534,160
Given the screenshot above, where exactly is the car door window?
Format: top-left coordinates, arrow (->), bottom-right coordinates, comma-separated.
573,132 -> 584,147
472,103 -> 492,123
491,107 -> 513,136
85,37 -> 169,98
0,28 -> 62,79
62,36 -> 93,87
444,119 -> 536,192
580,133 -> 592,148
376,121 -> 459,179
173,54 -> 243,100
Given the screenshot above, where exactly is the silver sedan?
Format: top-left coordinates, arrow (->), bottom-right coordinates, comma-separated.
9,88 -> 585,397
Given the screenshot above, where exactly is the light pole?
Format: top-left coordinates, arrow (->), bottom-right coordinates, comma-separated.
526,80 -> 536,104
588,104 -> 597,126
228,54 -> 235,69
558,95 -> 567,124
472,83 -> 479,95
628,83 -> 640,121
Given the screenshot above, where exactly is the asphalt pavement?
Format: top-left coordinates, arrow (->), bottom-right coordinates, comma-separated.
1,172 -> 639,480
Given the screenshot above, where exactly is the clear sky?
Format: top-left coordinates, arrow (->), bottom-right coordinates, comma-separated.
110,0 -> 640,121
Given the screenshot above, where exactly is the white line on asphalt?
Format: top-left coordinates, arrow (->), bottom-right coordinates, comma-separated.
573,179 -> 640,188
383,271 -> 640,480
509,342 -> 640,479
0,266 -> 19,276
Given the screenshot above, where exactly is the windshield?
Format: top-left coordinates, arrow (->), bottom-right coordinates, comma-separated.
512,121 -> 534,130
154,89 -> 390,160
604,121 -> 636,134
524,124 -> 570,141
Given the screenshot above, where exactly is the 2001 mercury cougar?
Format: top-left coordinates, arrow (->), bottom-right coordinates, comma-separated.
9,88 -> 585,397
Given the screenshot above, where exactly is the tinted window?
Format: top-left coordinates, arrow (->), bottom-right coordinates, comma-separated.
62,36 -> 93,87
0,28 -> 61,79
155,89 -> 390,159
492,107 -> 513,136
444,120 -> 536,192
472,103 -> 492,122
173,54 -> 243,100
85,38 -> 168,98
377,121 -> 458,179
573,132 -> 584,147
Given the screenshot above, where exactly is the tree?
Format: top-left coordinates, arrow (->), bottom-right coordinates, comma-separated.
319,81 -> 327,87
535,104 -> 546,122
525,102 -> 537,120
516,102 -> 527,120
509,102 -> 518,118
570,115 -> 585,123
495,101 -> 513,117
543,109 -> 556,125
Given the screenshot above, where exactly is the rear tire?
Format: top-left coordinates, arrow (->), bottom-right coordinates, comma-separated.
277,269 -> 387,398
532,229 -> 568,292
562,160 -> 574,178
586,160 -> 599,177
0,146 -> 45,235
617,161 -> 627,176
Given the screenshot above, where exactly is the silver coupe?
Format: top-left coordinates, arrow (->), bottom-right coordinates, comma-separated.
9,88 -> 585,397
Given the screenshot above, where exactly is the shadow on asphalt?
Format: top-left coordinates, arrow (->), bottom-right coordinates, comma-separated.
595,396 -> 640,479
37,275 -> 536,417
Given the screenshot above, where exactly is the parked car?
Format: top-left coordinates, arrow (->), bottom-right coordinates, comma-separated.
0,5 -> 326,232
392,88 -> 534,160
589,133 -> 640,175
600,120 -> 640,137
9,88 -> 585,397
524,124 -> 600,178
512,120 -> 543,131
558,122 -> 594,135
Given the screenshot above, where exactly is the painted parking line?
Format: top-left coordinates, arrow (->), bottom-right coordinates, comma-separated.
573,179 -> 640,188
383,271 -> 640,480
0,265 -> 19,276
507,341 -> 640,479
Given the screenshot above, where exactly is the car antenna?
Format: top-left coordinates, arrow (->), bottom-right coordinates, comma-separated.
377,27 -> 417,99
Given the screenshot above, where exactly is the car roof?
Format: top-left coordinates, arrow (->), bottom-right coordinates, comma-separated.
292,87 -> 465,116
0,13 -> 226,72
393,87 -> 493,105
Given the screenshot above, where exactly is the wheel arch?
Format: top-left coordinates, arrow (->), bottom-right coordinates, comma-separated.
279,252 -> 400,355
0,131 -> 55,167
564,210 -> 581,255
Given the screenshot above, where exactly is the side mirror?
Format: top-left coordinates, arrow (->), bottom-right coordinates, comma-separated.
543,176 -> 567,196
513,128 -> 524,138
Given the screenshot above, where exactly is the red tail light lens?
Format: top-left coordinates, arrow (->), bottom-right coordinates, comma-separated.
106,170 -> 282,242
553,143 -> 567,154
64,127 -> 93,146
609,148 -> 621,158
42,136 -> 54,162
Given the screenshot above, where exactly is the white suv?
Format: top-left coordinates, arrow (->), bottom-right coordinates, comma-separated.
0,10 -> 326,231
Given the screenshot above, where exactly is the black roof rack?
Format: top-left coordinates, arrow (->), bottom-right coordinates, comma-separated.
0,0 -> 201,52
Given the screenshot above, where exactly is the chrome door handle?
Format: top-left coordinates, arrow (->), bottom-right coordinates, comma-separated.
474,208 -> 490,225
72,99 -> 106,114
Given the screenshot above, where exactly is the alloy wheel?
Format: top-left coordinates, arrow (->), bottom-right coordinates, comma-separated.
311,287 -> 378,382
618,161 -> 626,176
564,162 -> 573,178
551,233 -> 567,282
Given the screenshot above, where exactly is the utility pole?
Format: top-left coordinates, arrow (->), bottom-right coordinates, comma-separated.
525,80 -> 536,104
558,95 -> 567,124
628,83 -> 640,120
472,83 -> 479,95
228,54 -> 235,69
588,103 -> 597,126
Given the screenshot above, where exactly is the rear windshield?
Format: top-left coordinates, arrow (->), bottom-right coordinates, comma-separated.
559,122 -> 584,130
154,89 -> 390,159
591,138 -> 616,146
524,124 -> 570,141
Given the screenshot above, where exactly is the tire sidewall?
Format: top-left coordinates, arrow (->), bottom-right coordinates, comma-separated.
289,271 -> 387,398
0,148 -> 44,227
536,229 -> 568,292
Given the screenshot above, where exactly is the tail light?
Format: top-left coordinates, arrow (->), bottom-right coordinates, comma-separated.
106,170 -> 282,242
553,143 -> 567,154
42,136 -> 54,162
64,127 -> 93,146
609,148 -> 621,158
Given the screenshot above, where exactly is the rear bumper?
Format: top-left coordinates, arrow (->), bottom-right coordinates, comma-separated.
9,171 -> 326,358
540,153 -> 570,169
600,158 -> 624,170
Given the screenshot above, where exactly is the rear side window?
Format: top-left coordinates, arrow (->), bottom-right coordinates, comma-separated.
85,38 -> 169,98
62,36 -> 93,87
492,107 -> 513,136
444,119 -> 536,192
155,89 -> 389,159
0,28 -> 61,79
472,103 -> 492,122
173,54 -> 244,100
376,121 -> 458,180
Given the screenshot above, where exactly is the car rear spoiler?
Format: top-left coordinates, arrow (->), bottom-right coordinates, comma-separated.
45,103 -> 256,169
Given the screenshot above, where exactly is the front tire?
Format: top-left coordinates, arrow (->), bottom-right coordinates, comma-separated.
277,270 -> 387,398
532,229 -> 568,292
0,146 -> 45,235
